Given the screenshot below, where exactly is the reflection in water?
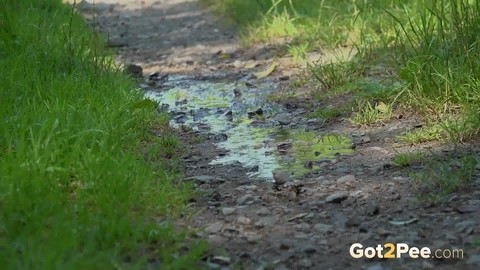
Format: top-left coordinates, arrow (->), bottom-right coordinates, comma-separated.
146,76 -> 352,181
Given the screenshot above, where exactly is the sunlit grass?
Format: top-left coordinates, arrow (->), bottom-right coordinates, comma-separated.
0,0 -> 205,268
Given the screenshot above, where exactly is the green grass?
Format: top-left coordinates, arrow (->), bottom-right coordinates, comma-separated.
0,0 -> 205,269
392,152 -> 427,167
398,124 -> 444,144
349,100 -> 393,126
204,0 -> 480,142
410,155 -> 478,203
201,0 -> 420,48
308,107 -> 344,121
392,0 -> 480,141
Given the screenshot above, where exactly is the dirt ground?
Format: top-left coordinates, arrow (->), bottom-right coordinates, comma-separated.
78,0 -> 480,269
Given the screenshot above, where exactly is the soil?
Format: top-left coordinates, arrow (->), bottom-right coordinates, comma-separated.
77,1 -> 480,269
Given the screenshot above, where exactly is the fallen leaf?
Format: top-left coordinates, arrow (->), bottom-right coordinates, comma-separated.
218,53 -> 231,59
253,62 -> 277,79
375,102 -> 389,114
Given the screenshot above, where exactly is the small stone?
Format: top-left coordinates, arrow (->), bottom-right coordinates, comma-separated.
272,170 -> 290,186
236,194 -> 256,205
205,221 -> 224,234
294,223 -> 311,231
185,175 -> 225,184
336,174 -> 356,185
212,255 -> 231,265
233,60 -> 242,68
246,233 -> 262,243
256,207 -> 269,216
237,216 -> 251,225
345,215 -> 361,228
366,201 -> 380,216
325,192 -> 349,203
360,136 -> 371,144
377,228 -> 393,237
299,258 -> 313,268
222,207 -> 236,216
303,245 -> 317,254
313,223 -> 333,234
125,64 -> 143,78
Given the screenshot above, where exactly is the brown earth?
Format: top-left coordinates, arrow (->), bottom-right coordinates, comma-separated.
77,1 -> 480,269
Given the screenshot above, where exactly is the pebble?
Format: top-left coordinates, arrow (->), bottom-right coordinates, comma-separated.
222,207 -> 236,216
313,223 -> 333,234
366,201 -> 380,216
205,221 -> 224,234
237,216 -> 251,225
345,215 -> 361,227
255,207 -> 270,216
236,194 -> 256,205
303,245 -> 317,254
294,223 -> 311,231
300,258 -> 313,268
272,170 -> 291,185
336,174 -> 356,185
325,192 -> 349,203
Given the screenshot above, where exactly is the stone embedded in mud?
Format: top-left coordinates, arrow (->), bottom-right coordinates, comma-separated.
325,192 -> 349,203
366,201 -> 380,216
272,170 -> 290,186
205,221 -> 224,234
313,223 -> 333,234
221,207 -> 236,216
336,174 -> 356,185
236,194 -> 256,205
345,215 -> 361,228
303,245 -> 317,254
237,216 -> 251,225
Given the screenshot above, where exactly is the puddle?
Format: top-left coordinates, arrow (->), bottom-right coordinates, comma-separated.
145,75 -> 352,181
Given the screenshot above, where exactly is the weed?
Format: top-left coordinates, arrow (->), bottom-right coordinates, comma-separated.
392,152 -> 426,167
391,0 -> 480,141
398,125 -> 444,144
308,107 -> 345,121
288,43 -> 309,63
350,99 -> 393,126
308,59 -> 360,91
410,155 -> 477,203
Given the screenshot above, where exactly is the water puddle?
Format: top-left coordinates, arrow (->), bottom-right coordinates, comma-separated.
145,75 -> 352,180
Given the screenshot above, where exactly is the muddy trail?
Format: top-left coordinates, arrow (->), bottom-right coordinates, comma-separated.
78,1 -> 480,269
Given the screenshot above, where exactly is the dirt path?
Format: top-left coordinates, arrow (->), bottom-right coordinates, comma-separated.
79,1 -> 479,269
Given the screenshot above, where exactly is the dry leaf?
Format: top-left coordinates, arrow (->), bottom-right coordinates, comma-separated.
253,62 -> 277,79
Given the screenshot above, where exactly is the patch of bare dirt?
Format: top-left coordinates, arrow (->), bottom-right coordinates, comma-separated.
78,1 -> 480,269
